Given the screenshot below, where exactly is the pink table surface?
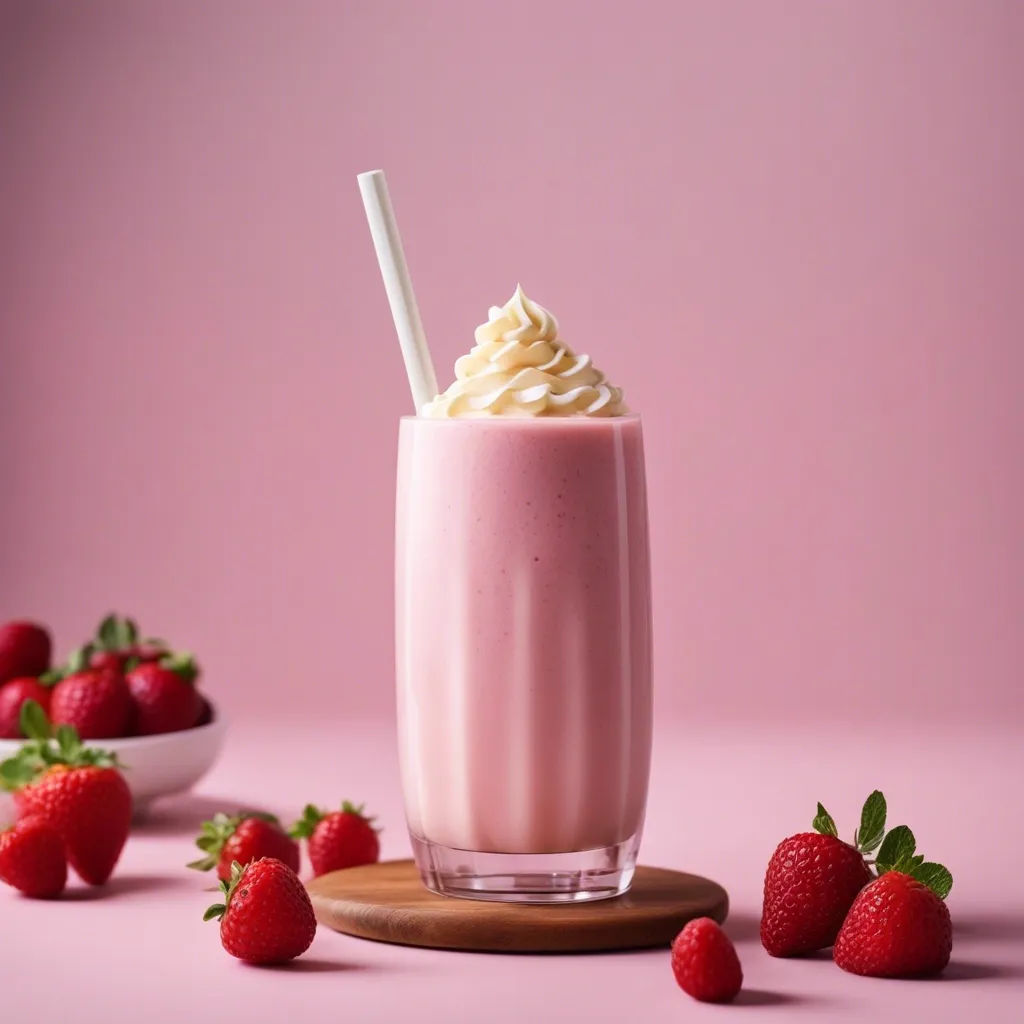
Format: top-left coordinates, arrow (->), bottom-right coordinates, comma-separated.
2,717 -> 1021,1023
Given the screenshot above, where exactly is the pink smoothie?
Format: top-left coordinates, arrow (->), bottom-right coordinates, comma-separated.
396,415 -> 652,855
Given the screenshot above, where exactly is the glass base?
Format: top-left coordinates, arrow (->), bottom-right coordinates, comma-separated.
409,832 -> 641,904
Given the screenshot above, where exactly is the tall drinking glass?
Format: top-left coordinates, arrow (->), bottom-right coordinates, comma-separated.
396,414 -> 653,902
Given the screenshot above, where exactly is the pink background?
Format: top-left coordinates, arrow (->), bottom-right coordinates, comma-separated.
2,5 -> 1022,1022
2,0 -> 1022,728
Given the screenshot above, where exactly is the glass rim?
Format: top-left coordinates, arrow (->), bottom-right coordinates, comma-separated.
399,412 -> 642,425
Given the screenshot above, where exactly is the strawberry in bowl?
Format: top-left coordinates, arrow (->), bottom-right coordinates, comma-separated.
0,614 -> 226,820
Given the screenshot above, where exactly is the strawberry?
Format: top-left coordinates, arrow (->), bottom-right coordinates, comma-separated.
834,872 -> 952,977
835,825 -> 953,978
0,815 -> 68,898
189,812 -> 301,881
0,700 -> 132,885
760,793 -> 880,956
671,917 -> 743,1003
126,656 -> 202,735
290,801 -> 380,876
195,698 -> 213,727
0,622 -> 51,685
0,678 -> 52,739
204,858 -> 317,964
88,613 -> 179,672
50,668 -> 132,739
89,651 -> 129,673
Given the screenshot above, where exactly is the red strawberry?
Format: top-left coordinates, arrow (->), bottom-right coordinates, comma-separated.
204,858 -> 317,964
89,650 -> 129,673
0,704 -> 132,885
0,678 -> 52,739
89,613 -> 175,667
126,658 -> 201,735
195,698 -> 213,727
0,815 -> 68,898
50,669 -> 132,739
290,801 -> 380,876
671,917 -> 743,1003
0,622 -> 51,685
761,794 -> 879,956
835,870 -> 952,977
189,812 -> 300,881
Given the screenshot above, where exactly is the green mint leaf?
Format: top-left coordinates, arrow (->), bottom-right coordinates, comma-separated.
876,825 -> 915,872
812,802 -> 838,838
911,862 -> 953,900
19,700 -> 51,741
857,791 -> 886,853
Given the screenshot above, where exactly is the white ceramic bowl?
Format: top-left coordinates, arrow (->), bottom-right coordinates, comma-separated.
0,703 -> 228,823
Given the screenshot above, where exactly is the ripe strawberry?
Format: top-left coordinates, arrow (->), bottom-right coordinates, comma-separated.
88,613 -> 175,671
0,678 -> 52,739
204,858 -> 317,964
195,698 -> 213,727
671,917 -> 743,1003
0,815 -> 68,898
89,650 -> 129,673
1,700 -> 131,884
0,622 -> 51,685
761,794 -> 880,956
291,801 -> 380,876
835,870 -> 952,977
189,812 -> 300,881
50,669 -> 132,739
126,656 -> 201,735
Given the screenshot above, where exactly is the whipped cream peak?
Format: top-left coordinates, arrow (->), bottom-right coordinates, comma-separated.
421,286 -> 627,418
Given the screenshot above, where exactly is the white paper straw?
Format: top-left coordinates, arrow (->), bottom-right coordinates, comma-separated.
357,170 -> 438,413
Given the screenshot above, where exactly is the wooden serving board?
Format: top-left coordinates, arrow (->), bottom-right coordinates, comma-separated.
306,860 -> 729,953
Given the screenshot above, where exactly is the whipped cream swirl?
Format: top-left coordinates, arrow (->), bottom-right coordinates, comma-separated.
421,286 -> 627,418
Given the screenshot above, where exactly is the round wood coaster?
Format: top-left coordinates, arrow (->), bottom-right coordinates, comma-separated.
306,859 -> 729,953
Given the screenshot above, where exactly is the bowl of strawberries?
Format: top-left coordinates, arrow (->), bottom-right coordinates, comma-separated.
0,614 -> 227,820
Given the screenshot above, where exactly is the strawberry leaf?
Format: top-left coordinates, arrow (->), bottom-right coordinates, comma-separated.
65,645 -> 93,675
162,651 -> 199,684
19,700 -> 51,741
856,790 -> 886,853
97,614 -> 137,651
0,756 -> 36,791
812,802 -> 838,838
910,862 -> 953,900
202,903 -> 227,922
289,804 -> 325,839
876,825 -> 915,873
